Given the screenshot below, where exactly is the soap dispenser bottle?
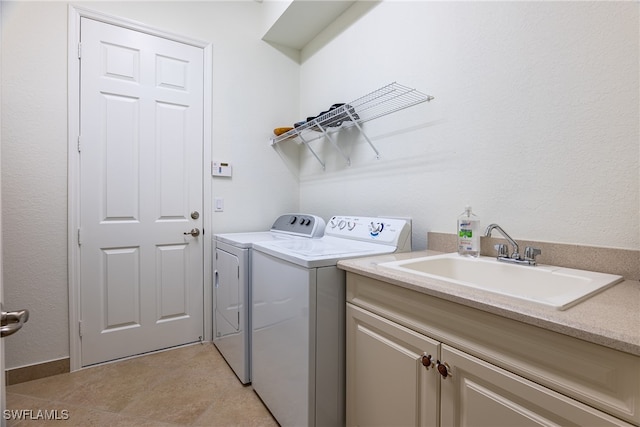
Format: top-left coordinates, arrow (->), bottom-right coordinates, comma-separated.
457,205 -> 480,257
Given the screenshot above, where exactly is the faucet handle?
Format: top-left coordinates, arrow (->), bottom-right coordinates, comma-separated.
494,244 -> 509,258
524,246 -> 542,262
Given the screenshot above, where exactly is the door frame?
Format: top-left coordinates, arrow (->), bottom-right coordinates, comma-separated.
67,5 -> 212,371
1,2 -> 5,421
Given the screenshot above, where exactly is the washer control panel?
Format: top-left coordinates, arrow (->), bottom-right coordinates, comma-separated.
270,214 -> 326,238
325,216 -> 412,249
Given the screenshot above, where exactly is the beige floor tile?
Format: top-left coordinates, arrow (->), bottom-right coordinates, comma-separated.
194,386 -> 278,427
6,344 -> 278,427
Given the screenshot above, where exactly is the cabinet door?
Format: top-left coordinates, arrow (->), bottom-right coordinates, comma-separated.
346,303 -> 440,427
440,344 -> 634,427
214,248 -> 241,334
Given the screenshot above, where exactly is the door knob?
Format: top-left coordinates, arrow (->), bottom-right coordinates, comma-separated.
1,305 -> 30,338
184,228 -> 200,237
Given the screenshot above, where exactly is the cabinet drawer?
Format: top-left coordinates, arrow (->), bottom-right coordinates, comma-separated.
347,273 -> 640,425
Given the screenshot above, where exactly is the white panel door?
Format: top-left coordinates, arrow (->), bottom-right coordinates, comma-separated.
79,18 -> 204,366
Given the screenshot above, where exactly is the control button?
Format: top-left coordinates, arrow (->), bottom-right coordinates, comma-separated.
371,222 -> 384,233
299,218 -> 305,225
290,216 -> 298,225
370,222 -> 384,237
347,222 -> 356,231
338,220 -> 346,229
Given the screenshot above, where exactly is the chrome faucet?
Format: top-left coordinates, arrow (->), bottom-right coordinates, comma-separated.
484,223 -> 541,266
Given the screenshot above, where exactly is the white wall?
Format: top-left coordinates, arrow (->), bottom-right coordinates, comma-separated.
0,1 -> 300,369
1,0 -> 638,372
297,1 -> 639,251
1,1 -> 71,371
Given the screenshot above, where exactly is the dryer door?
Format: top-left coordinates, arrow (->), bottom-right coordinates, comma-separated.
215,248 -> 241,334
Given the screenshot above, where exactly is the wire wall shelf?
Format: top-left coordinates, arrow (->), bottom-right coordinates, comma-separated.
270,82 -> 434,169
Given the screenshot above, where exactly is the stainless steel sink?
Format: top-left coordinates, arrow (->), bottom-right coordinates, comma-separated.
379,253 -> 623,310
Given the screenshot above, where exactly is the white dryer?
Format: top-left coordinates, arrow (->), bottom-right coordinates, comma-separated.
251,216 -> 411,426
213,213 -> 325,384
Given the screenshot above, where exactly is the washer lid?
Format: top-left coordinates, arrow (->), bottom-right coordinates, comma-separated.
252,236 -> 397,268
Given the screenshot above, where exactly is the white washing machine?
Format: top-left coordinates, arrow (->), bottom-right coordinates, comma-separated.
213,213 -> 325,384
250,216 -> 412,427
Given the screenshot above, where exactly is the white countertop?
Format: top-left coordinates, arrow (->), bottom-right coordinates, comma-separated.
338,250 -> 640,356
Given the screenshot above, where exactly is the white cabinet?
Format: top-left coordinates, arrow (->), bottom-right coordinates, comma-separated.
346,273 -> 640,427
440,344 -> 631,427
347,303 -> 439,426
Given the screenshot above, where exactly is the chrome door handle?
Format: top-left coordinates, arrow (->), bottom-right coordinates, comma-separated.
184,228 -> 200,237
1,306 -> 30,338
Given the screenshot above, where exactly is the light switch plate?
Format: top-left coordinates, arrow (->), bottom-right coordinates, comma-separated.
214,198 -> 224,212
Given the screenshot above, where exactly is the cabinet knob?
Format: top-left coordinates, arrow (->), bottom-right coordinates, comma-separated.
436,360 -> 452,379
421,353 -> 433,369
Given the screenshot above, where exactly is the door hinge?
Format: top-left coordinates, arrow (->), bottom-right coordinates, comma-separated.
78,43 -> 82,59
77,136 -> 81,152
78,320 -> 83,337
77,228 -> 82,245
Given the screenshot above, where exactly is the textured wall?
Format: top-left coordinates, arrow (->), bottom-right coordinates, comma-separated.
0,1 -> 300,369
1,1 -> 70,370
2,0 -> 638,371
298,1 -> 639,251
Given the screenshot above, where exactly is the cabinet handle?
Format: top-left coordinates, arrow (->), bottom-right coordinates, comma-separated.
436,360 -> 452,379
421,353 -> 433,369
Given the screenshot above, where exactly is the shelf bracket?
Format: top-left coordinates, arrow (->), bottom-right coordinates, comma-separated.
345,109 -> 380,160
317,121 -> 351,166
297,130 -> 326,170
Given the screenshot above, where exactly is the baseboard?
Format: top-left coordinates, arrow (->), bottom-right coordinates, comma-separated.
5,357 -> 70,385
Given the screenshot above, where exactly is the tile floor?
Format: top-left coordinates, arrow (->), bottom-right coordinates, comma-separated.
6,344 -> 279,426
